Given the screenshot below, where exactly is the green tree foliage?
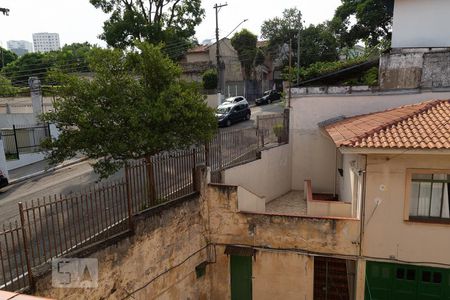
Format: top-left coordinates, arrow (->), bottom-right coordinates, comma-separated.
1,52 -> 54,85
1,43 -> 94,86
0,47 -> 18,70
261,8 -> 302,47
202,69 -> 217,90
300,24 -> 339,67
41,42 -> 217,178
231,29 -> 260,78
90,0 -> 203,58
261,8 -> 338,68
0,75 -> 19,96
331,0 -> 394,47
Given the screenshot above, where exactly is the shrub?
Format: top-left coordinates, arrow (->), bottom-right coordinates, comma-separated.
202,69 -> 218,90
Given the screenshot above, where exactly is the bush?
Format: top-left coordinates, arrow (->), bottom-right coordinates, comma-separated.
202,69 -> 218,90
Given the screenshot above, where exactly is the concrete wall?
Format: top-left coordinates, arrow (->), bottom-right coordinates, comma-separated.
186,52 -> 210,63
290,91 -> 450,194
208,39 -> 243,83
222,144 -> 292,202
379,50 -> 450,89
363,154 -> 450,266
237,186 -> 266,213
0,114 -> 37,128
205,94 -> 219,109
208,246 -> 314,300
206,184 -> 361,257
36,196 -> 211,300
0,137 -> 8,179
392,0 -> 450,48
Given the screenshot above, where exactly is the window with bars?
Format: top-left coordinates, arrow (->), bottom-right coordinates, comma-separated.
409,173 -> 450,222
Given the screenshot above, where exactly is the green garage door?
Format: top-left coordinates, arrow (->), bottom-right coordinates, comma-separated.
365,261 -> 450,300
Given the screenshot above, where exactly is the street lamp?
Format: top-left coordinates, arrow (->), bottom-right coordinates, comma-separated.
224,19 -> 248,39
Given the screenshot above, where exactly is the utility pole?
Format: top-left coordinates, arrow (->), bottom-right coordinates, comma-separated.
214,3 -> 227,95
296,12 -> 301,85
288,39 -> 292,107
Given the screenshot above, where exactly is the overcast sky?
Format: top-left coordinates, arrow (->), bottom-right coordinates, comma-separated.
0,0 -> 341,48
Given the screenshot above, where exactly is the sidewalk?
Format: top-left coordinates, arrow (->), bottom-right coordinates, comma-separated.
8,155 -> 87,183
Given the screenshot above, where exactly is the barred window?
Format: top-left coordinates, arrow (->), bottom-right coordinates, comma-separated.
409,173 -> 450,221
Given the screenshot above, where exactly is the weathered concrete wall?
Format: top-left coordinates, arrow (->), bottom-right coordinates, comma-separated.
208,245 -> 314,300
290,91 -> 450,193
35,196 -> 211,300
363,154 -> 450,266
379,52 -> 423,89
421,51 -> 450,88
205,184 -> 360,256
379,49 -> 450,90
223,144 -> 292,202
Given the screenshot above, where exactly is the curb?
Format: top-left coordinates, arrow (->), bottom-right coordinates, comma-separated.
9,157 -> 89,185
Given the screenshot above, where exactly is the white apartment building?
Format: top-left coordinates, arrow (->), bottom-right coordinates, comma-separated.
7,40 -> 33,56
32,32 -> 60,53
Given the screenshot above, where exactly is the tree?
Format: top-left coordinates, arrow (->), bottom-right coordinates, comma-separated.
261,8 -> 302,48
0,47 -> 18,69
261,8 -> 338,68
331,0 -> 394,47
300,24 -> 339,67
41,42 -> 217,179
1,52 -> 56,85
0,75 -> 19,96
90,0 -> 204,57
231,29 -> 260,79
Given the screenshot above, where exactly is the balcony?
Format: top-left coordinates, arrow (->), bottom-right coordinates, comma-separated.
238,180 -> 355,219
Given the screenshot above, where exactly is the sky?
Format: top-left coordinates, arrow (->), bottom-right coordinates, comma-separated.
0,0 -> 342,49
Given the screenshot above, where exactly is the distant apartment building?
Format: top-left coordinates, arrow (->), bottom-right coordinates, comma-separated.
32,32 -> 60,53
6,40 -> 33,56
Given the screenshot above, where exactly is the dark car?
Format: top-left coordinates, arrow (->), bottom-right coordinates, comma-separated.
216,102 -> 251,127
0,169 -> 8,189
255,90 -> 282,105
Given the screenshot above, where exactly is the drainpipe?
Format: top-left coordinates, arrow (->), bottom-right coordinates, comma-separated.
359,154 -> 368,257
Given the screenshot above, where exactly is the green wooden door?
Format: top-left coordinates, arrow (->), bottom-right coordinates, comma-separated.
365,261 -> 450,300
231,255 -> 252,300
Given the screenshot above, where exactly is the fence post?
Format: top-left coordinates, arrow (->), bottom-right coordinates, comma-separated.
205,143 -> 210,167
283,108 -> 290,143
18,202 -> 35,290
124,163 -> 134,232
145,157 -> 157,207
12,125 -> 19,159
218,132 -> 223,170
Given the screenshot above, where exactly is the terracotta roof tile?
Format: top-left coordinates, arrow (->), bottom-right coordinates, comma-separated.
323,100 -> 450,150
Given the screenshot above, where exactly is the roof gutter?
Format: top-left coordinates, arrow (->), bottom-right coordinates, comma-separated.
339,147 -> 450,155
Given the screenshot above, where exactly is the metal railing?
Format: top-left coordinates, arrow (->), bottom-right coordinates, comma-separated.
0,112 -> 289,292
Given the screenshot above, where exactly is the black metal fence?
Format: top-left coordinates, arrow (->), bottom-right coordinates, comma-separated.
0,124 -> 50,160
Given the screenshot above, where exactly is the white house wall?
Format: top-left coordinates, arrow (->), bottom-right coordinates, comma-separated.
392,0 -> 450,48
290,91 -> 450,193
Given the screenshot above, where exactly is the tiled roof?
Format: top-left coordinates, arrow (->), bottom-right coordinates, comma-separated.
187,45 -> 209,53
323,100 -> 450,149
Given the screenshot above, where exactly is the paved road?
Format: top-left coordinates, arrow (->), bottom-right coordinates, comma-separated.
0,102 -> 284,224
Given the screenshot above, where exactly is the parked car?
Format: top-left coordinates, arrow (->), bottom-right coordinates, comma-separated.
0,169 -> 8,189
223,96 -> 248,105
216,102 -> 251,127
255,90 -> 282,105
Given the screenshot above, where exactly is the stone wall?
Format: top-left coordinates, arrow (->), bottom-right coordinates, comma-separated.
35,195 -> 211,300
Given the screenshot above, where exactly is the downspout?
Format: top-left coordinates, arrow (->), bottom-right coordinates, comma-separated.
359,154 -> 368,257
334,148 -> 338,197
